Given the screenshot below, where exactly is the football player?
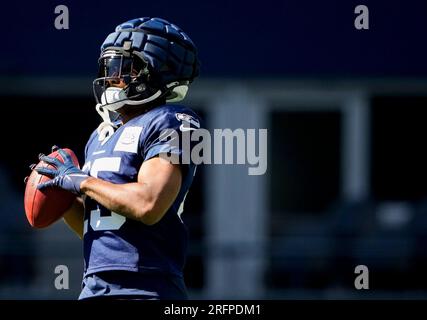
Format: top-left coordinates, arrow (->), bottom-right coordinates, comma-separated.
33,17 -> 201,300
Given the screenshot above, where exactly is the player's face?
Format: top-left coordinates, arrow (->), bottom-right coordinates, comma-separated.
93,52 -> 147,106
98,55 -> 140,88
108,78 -> 127,88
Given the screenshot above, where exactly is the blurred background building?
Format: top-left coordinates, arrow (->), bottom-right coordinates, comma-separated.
1,0 -> 427,299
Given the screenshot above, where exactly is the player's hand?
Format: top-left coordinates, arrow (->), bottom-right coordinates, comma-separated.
35,146 -> 89,195
24,145 -> 55,185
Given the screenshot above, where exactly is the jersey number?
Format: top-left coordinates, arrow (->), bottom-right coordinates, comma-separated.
84,157 -> 126,233
83,156 -> 191,233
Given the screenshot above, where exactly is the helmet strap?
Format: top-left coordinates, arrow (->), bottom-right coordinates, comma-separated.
96,104 -> 120,143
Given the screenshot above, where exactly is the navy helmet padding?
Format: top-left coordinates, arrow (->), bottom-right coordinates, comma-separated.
101,17 -> 200,85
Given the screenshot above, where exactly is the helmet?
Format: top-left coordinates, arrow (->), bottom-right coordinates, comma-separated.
93,17 -> 200,141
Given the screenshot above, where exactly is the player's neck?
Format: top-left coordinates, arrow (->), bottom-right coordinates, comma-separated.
119,106 -> 148,124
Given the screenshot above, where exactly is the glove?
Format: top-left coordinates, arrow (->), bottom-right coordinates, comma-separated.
36,146 -> 89,195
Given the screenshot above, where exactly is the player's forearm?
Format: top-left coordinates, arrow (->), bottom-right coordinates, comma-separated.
62,197 -> 84,239
80,177 -> 160,225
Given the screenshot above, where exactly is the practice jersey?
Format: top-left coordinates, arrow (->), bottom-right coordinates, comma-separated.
81,104 -> 201,279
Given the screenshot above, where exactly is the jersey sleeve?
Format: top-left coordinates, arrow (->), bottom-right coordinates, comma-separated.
141,108 -> 201,165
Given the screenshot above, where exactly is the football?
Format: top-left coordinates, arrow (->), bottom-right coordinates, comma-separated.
24,148 -> 80,228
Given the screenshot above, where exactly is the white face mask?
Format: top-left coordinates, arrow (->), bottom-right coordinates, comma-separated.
100,87 -> 128,111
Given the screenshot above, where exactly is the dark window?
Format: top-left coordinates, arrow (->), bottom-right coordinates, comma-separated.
371,95 -> 427,201
269,110 -> 341,215
266,109 -> 342,291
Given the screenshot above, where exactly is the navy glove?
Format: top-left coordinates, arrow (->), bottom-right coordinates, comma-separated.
36,147 -> 89,195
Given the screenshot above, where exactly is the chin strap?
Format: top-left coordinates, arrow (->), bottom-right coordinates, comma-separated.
95,104 -> 120,142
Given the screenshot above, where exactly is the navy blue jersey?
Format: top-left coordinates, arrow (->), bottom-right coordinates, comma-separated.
81,104 -> 201,279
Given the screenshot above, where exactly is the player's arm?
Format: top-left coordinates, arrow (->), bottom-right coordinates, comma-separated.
80,156 -> 182,225
37,147 -> 182,225
62,197 -> 84,239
